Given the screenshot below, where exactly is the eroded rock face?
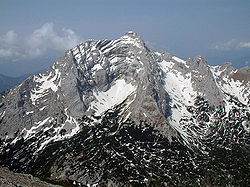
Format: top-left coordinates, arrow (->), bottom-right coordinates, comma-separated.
0,31 -> 249,186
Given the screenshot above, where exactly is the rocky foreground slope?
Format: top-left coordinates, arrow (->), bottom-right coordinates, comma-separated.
0,31 -> 249,186
0,167 -> 61,187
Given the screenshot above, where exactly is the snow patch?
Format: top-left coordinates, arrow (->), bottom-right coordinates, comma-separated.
160,59 -> 174,69
110,56 -> 120,64
39,106 -> 47,111
30,69 -> 61,106
125,57 -> 133,64
221,79 -> 248,105
173,56 -> 189,68
74,53 -> 82,64
36,108 -> 80,152
159,60 -> 197,143
25,111 -> 34,115
92,64 -> 103,72
72,47 -> 79,55
210,66 -> 225,77
120,35 -> 141,48
21,117 -> 51,140
0,111 -> 5,119
210,66 -> 249,105
90,79 -> 136,115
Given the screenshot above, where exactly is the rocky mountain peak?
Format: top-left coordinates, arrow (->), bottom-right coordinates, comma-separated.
123,30 -> 140,38
192,55 -> 208,68
119,31 -> 146,49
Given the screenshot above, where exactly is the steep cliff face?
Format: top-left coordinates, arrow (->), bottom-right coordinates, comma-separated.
0,31 -> 249,186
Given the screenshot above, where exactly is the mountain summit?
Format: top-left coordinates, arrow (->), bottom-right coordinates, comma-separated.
0,32 -> 249,186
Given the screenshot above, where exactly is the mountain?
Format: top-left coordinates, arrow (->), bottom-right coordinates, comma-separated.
0,70 -> 44,93
0,74 -> 26,93
0,31 -> 249,186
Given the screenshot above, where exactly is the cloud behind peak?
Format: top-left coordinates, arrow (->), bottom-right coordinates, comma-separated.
0,22 -> 81,61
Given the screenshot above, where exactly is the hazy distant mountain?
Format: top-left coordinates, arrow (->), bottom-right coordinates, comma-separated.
0,70 -> 45,93
0,31 -> 249,186
0,74 -> 24,93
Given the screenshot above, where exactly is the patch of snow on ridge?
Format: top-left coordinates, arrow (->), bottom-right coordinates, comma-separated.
25,111 -> 34,115
110,56 -> 120,64
120,35 -> 141,48
24,117 -> 51,139
210,66 -> 249,105
101,42 -> 118,54
172,56 -> 185,64
172,56 -> 189,68
90,79 -> 136,116
36,108 -> 81,152
30,69 -> 61,105
159,60 -> 196,106
160,59 -> 174,69
11,117 -> 52,144
210,65 -> 224,77
159,59 -> 197,143
221,79 -> 249,105
0,111 -> 5,120
92,64 -> 103,72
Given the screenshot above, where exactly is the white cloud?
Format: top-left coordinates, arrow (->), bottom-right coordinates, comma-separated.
0,48 -> 20,58
213,39 -> 238,51
0,30 -> 21,58
213,39 -> 250,51
239,42 -> 250,48
245,61 -> 249,65
0,22 -> 81,60
2,30 -> 18,45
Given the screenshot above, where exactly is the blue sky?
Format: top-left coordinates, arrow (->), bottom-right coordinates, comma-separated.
0,0 -> 249,76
